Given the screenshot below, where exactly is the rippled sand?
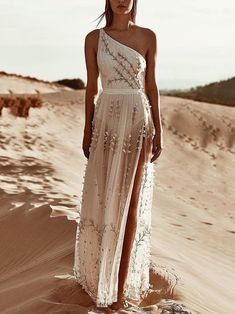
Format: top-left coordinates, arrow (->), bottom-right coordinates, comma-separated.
0,88 -> 234,313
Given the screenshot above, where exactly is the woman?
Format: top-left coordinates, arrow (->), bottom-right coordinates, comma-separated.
73,0 -> 163,311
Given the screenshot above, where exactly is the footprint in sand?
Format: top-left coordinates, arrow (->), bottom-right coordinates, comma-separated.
200,221 -> 213,225
171,223 -> 183,227
185,237 -> 195,241
226,230 -> 235,234
53,177 -> 64,183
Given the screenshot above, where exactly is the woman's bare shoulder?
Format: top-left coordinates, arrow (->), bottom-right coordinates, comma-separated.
136,25 -> 157,40
85,29 -> 100,43
132,26 -> 157,55
84,29 -> 101,52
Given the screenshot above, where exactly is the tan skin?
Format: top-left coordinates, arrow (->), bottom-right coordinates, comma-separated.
82,0 -> 163,311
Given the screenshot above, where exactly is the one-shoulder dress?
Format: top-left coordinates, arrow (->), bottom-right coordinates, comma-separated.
73,27 -> 156,307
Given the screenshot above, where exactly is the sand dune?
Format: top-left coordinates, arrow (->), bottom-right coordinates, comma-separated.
0,87 -> 234,313
0,72 -> 72,94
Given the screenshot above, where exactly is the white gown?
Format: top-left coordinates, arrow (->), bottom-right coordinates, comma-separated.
73,27 -> 156,307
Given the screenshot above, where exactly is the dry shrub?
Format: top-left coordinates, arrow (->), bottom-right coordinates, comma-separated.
0,94 -> 43,117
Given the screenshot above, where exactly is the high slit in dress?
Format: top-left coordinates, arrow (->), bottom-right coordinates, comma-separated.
73,27 -> 156,307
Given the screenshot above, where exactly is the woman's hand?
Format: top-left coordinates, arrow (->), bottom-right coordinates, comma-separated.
151,134 -> 163,163
82,125 -> 92,159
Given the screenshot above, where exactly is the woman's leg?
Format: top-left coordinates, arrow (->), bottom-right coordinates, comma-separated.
110,136 -> 152,308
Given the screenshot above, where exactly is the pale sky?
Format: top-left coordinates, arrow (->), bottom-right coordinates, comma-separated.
0,0 -> 234,89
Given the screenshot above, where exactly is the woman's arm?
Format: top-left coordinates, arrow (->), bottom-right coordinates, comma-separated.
82,30 -> 100,158
84,29 -> 100,133
145,29 -> 163,148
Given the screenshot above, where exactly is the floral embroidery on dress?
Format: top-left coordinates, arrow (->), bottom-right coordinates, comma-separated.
73,162 -> 155,306
73,27 -> 157,308
89,121 -> 153,155
101,32 -> 143,89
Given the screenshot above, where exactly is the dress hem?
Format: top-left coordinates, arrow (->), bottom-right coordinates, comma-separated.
73,266 -> 150,308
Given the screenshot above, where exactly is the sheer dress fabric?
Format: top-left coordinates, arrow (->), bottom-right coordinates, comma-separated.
73,28 -> 156,307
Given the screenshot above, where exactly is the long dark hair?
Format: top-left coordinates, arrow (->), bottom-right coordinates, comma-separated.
94,0 -> 138,27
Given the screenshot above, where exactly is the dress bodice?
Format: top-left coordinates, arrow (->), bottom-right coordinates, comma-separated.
97,28 -> 147,91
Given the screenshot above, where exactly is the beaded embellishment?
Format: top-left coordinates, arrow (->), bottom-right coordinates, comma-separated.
73,27 -> 157,308
101,31 -> 145,89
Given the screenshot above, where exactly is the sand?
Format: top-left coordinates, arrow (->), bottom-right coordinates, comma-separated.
0,72 -> 72,94
0,80 -> 234,313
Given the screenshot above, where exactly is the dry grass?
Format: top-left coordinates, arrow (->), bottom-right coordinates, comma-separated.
0,94 -> 43,117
